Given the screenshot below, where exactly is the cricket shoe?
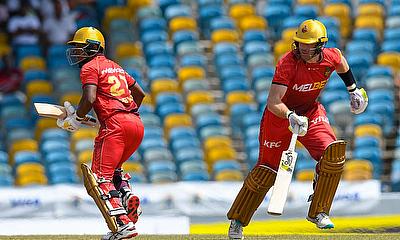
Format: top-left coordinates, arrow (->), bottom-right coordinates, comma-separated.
228,219 -> 244,240
122,193 -> 142,224
306,212 -> 334,229
102,222 -> 138,240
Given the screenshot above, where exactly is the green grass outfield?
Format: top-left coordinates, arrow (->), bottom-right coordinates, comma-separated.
1,215 -> 399,239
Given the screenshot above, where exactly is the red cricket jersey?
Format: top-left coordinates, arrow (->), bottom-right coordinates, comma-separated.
272,48 -> 342,115
80,55 -> 138,122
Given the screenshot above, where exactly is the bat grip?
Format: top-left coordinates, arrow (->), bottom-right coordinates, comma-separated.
288,133 -> 298,152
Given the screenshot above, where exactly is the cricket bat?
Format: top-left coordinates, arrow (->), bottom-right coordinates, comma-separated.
34,102 -> 98,127
267,132 -> 298,216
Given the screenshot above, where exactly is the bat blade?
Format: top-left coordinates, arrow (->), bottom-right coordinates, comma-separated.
34,102 -> 99,127
267,150 -> 298,215
34,103 -> 67,119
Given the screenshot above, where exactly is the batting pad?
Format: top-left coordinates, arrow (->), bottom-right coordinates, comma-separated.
227,165 -> 276,226
81,163 -> 119,232
308,140 -> 346,219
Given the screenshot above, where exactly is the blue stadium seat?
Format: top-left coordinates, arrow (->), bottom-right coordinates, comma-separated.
140,138 -> 168,153
148,54 -> 176,68
196,113 -> 224,133
139,17 -> 167,33
0,151 -> 8,164
384,28 -> 400,41
214,42 -> 239,55
215,53 -> 243,68
143,148 -> 173,163
223,78 -> 250,93
14,151 -> 41,167
181,171 -> 209,181
213,160 -> 241,173
352,28 -> 379,45
45,151 -> 75,165
209,17 -> 236,33
171,138 -> 201,155
263,5 -> 291,32
294,5 -> 318,19
144,126 -> 164,139
41,140 -> 70,157
23,70 -> 48,83
148,160 -> 176,175
169,126 -> 197,140
354,136 -> 381,148
220,66 -> 247,83
180,54 -> 207,68
172,30 -> 199,50
381,40 -> 400,52
140,113 -> 162,127
243,30 -> 268,44
157,102 -> 185,119
141,30 -> 168,46
165,4 -> 192,21
148,67 -> 176,81
175,147 -> 204,164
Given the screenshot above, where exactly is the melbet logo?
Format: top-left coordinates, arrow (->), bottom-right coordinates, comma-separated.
292,80 -> 327,92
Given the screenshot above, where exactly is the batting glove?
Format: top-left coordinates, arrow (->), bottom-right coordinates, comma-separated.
56,101 -> 82,132
287,110 -> 308,136
349,88 -> 368,114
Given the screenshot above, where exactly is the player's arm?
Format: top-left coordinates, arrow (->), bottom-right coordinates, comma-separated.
267,83 -> 290,119
76,84 -> 97,118
129,83 -> 145,108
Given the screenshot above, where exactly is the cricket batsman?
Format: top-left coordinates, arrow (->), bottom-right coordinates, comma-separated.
57,27 -> 145,239
227,19 -> 369,239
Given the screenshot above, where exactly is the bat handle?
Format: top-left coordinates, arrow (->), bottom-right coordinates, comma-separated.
288,133 -> 298,152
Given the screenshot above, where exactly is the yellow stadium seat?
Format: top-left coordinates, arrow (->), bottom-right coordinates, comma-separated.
19,56 -> 46,72
274,39 -> 292,62
186,90 -> 214,112
17,173 -> 48,186
238,15 -> 267,32
103,6 -> 132,31
355,16 -> 384,33
115,42 -> 142,60
164,113 -> 192,136
142,94 -> 152,106
151,79 -> 179,99
323,3 -> 352,37
0,44 -> 10,56
207,146 -> 236,164
26,80 -> 53,100
211,29 -> 239,44
60,92 -> 81,106
215,169 -> 243,181
169,17 -> 197,34
122,162 -> 144,173
297,0 -> 323,8
0,32 -> 8,44
354,124 -> 382,138
127,0 -> 152,13
377,52 -> 400,73
226,91 -> 254,106
71,128 -> 98,146
203,136 -> 233,153
296,169 -> 315,181
281,28 -> 297,41
343,159 -> 373,181
357,3 -> 385,17
178,66 -> 205,83
345,159 -> 373,172
229,3 -> 255,22
16,162 -> 45,177
78,149 -> 93,165
35,118 -> 58,140
343,171 -> 373,181
9,139 -> 38,165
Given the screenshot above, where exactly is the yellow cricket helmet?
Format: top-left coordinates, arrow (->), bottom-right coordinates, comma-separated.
66,27 -> 105,66
293,19 -> 328,44
68,27 -> 105,49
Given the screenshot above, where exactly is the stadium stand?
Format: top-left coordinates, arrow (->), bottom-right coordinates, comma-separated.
0,0 -> 398,191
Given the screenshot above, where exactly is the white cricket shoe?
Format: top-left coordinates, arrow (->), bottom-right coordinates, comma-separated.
228,220 -> 244,240
102,222 -> 138,240
306,212 -> 334,229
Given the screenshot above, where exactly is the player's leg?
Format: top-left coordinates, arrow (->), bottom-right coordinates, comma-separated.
90,123 -> 138,239
227,111 -> 291,239
112,113 -> 144,223
299,104 -> 345,229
